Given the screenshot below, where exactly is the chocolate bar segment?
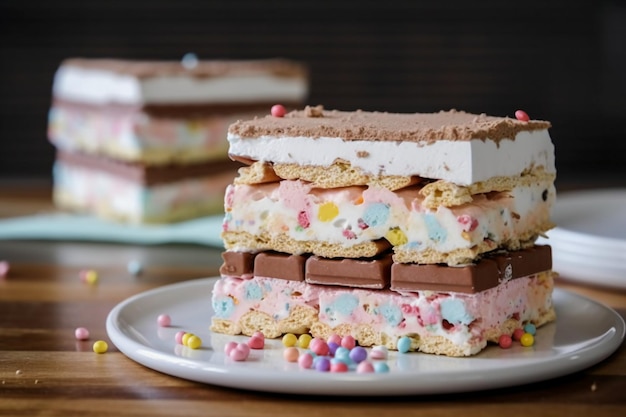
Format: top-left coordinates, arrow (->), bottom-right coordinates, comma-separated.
254,252 -> 307,281
305,255 -> 393,289
220,251 -> 256,276
491,245 -> 552,282
391,246 -> 552,294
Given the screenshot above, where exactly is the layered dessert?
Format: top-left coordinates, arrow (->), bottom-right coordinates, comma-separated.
48,57 -> 308,223
212,106 -> 557,356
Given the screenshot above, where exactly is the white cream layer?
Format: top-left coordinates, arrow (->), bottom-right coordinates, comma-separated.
53,65 -> 308,105
227,130 -> 555,186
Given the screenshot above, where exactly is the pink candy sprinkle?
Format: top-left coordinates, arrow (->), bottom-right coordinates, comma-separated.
224,341 -> 238,355
157,314 -> 171,327
248,335 -> 265,349
175,331 -> 186,345
498,334 -> 513,349
356,361 -> 375,373
229,342 -> 250,361
271,104 -> 286,117
74,327 -> 90,341
0,260 -> 10,278
298,352 -> 314,369
330,362 -> 349,373
512,328 -> 525,341
370,346 -> 388,360
515,110 -> 530,122
283,347 -> 299,362
327,334 -> 342,346
310,339 -> 329,356
341,335 -> 356,350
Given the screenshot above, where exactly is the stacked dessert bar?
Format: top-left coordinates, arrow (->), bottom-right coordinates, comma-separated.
212,106 -> 557,356
48,58 -> 308,223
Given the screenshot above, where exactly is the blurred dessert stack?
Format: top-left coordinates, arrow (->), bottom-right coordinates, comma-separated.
47,56 -> 308,223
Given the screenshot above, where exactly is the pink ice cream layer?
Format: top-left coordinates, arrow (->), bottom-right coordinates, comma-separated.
212,272 -> 554,355
222,180 -> 555,260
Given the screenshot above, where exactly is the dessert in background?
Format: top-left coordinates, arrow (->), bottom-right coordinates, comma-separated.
48,57 -> 309,223
212,106 -> 557,357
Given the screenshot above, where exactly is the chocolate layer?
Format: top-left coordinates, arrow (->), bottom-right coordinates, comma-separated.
219,251 -> 255,276
305,255 -> 393,289
254,252 -> 307,281
390,245 -> 552,294
219,245 -> 552,293
56,150 -> 241,186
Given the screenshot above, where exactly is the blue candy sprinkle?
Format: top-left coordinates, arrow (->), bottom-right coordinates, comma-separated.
397,336 -> 411,353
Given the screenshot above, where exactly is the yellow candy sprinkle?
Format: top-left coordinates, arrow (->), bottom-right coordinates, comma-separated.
93,340 -> 108,354
85,270 -> 98,285
520,333 -> 535,347
182,333 -> 194,346
385,228 -> 408,246
187,335 -> 202,349
461,231 -> 471,241
298,334 -> 312,349
282,333 -> 298,347
318,202 -> 339,222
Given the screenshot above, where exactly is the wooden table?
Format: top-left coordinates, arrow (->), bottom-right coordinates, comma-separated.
1,182 -> 625,416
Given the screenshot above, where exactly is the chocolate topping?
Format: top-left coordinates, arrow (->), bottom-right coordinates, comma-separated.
391,245 -> 552,294
220,251 -> 255,276
254,252 -> 307,281
305,255 -> 393,289
229,108 -> 551,144
56,150 -> 240,185
61,58 -> 308,80
219,245 -> 552,294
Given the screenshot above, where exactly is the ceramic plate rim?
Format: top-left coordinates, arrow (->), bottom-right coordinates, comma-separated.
106,277 -> 625,396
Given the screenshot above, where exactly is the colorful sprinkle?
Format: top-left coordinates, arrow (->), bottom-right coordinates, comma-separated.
92,340 -> 108,354
187,335 -> 202,349
310,338 -> 330,356
330,361 -> 349,372
0,260 -> 10,278
523,323 -> 537,335
175,331 -> 186,345
334,347 -> 351,363
74,327 -> 90,341
282,333 -> 298,347
283,347 -> 299,362
370,345 -> 388,360
349,346 -> 368,363
79,269 -> 98,285
182,333 -> 194,346
356,361 -> 375,373
297,334 -> 312,349
314,356 -> 331,372
520,333 -> 535,347
298,352 -> 314,369
271,104 -> 287,118
385,228 -> 408,246
127,260 -> 143,276
224,341 -> 238,355
515,110 -> 530,122
248,335 -> 265,349
318,202 -> 339,222
157,314 -> 171,327
327,334 -> 342,346
512,328 -> 525,341
327,341 -> 340,356
373,362 -> 390,373
457,214 -> 479,232
340,335 -> 356,350
498,334 -> 513,349
181,52 -> 199,69
397,336 -> 411,353
230,343 -> 250,361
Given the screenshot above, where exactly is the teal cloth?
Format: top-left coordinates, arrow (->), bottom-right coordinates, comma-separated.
0,213 -> 224,247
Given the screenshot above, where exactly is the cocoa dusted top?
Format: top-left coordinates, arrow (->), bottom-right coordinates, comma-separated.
60,58 -> 308,80
229,107 -> 552,144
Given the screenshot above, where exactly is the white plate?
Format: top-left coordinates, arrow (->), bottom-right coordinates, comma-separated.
106,277 -> 625,396
552,256 -> 626,289
549,189 -> 626,250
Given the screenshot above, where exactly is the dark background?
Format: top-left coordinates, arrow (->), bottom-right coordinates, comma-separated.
1,0 -> 625,188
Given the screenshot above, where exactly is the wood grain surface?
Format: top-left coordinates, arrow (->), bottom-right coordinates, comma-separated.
1,184 -> 625,416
